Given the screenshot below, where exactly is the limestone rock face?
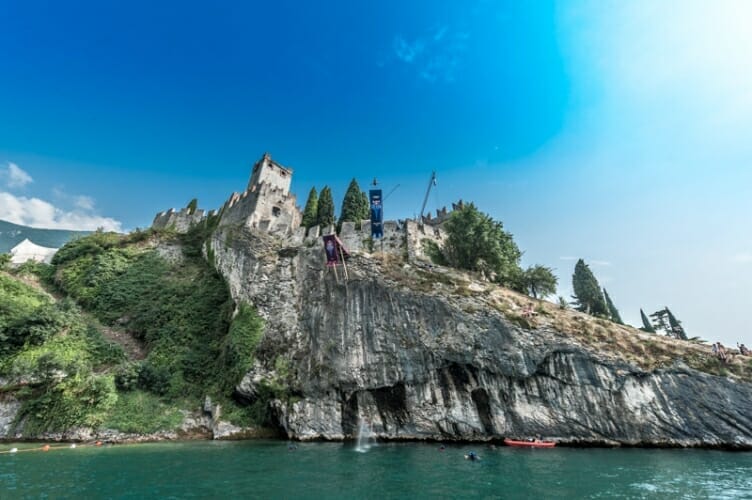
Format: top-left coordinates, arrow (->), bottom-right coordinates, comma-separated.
0,398 -> 21,438
211,225 -> 752,447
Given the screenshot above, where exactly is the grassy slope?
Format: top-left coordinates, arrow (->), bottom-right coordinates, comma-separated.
1,224 -> 268,437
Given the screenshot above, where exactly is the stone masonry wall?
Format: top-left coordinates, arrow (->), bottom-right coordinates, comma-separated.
152,208 -> 211,233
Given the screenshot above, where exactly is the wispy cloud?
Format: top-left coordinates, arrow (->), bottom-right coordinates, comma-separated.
2,162 -> 33,188
393,36 -> 425,63
390,26 -> 470,83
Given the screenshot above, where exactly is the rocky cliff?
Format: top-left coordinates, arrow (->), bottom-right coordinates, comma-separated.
211,224 -> 752,448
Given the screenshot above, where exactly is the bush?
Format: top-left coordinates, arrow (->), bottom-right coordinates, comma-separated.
102,390 -> 183,434
114,362 -> 141,391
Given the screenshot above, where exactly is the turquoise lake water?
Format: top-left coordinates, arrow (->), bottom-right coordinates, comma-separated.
1,440 -> 750,499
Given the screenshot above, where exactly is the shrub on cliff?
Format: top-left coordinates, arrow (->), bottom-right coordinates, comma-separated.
441,203 -> 522,286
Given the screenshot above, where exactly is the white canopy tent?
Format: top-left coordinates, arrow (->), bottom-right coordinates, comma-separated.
9,239 -> 58,265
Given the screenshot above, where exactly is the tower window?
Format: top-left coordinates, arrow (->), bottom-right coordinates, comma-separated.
272,206 -> 281,217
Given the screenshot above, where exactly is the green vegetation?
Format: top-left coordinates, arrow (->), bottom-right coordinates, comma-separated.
301,187 -> 319,228
603,288 -> 623,325
0,253 -> 10,270
520,265 -> 558,299
186,198 -> 198,215
571,259 -> 608,317
52,228 -> 263,401
316,186 -> 336,228
338,178 -> 369,230
422,239 -> 447,266
440,203 -> 522,286
102,390 -> 184,434
0,272 -> 123,435
0,221 -> 271,436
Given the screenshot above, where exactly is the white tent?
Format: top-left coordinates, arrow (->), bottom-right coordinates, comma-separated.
9,239 -> 58,265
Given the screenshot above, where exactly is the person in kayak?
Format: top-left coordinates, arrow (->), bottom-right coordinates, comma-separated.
464,451 -> 480,461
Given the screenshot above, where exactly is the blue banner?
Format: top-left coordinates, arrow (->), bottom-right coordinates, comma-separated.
370,189 -> 383,238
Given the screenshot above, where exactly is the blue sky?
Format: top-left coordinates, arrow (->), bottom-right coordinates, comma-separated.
1,1 -> 751,345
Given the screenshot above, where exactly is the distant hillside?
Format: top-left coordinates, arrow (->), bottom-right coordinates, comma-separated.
0,219 -> 90,253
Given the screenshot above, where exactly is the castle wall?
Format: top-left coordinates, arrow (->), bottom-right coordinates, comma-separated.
152,208 -> 207,233
219,190 -> 260,228
312,218 -> 447,262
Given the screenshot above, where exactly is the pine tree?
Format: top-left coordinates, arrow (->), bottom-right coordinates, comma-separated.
338,179 -> 370,230
301,187 -> 318,228
640,309 -> 656,332
603,288 -> 623,324
316,186 -> 335,229
571,259 -> 608,316
522,265 -> 558,299
186,198 -> 198,215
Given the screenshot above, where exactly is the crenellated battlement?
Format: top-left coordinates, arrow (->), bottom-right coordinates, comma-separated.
152,207 -> 212,233
151,151 -> 457,260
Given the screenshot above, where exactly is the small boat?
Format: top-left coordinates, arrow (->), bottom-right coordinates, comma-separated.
503,438 -> 556,448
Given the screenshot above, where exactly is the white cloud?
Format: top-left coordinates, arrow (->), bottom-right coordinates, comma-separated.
2,162 -> 33,188
0,191 -> 122,231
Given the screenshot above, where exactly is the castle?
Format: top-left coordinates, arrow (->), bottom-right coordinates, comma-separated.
152,153 -> 455,262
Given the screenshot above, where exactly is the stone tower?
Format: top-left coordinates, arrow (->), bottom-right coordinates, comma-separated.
218,153 -> 301,234
247,152 -> 292,194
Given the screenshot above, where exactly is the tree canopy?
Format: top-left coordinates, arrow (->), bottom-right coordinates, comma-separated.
186,198 -> 198,215
441,203 -> 522,286
301,187 -> 318,228
316,186 -> 335,229
338,179 -> 369,230
521,265 -> 558,299
571,259 -> 608,316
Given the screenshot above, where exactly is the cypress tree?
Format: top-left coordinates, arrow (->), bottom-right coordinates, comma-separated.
603,288 -> 623,324
571,259 -> 608,316
640,308 -> 656,332
301,187 -> 318,228
316,186 -> 335,229
338,179 -> 370,230
665,307 -> 687,340
186,198 -> 198,215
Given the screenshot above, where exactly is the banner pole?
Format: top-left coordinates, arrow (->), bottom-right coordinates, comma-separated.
339,246 -> 349,281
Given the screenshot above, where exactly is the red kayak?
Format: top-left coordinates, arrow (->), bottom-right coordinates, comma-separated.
504,438 -> 556,448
